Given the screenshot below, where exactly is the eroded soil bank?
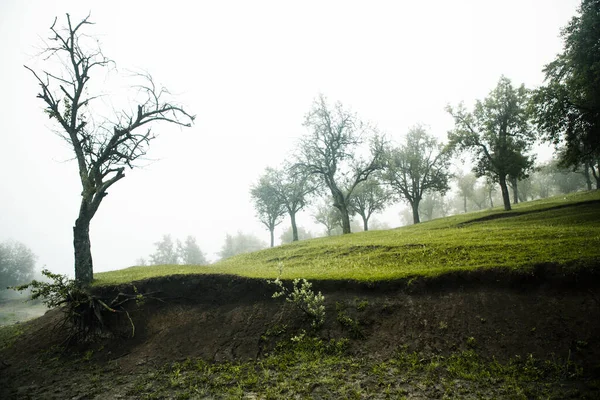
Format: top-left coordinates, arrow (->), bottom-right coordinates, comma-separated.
1,268 -> 599,398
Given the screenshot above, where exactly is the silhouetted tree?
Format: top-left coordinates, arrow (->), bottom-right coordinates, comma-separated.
25,14 -> 194,284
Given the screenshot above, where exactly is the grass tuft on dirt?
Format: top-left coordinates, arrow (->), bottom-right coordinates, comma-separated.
94,191 -> 600,286
128,335 -> 596,399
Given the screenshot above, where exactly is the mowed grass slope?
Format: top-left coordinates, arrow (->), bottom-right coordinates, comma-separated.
95,191 -> 600,286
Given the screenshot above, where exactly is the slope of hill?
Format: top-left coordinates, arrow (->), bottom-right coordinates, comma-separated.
1,191 -> 599,399
96,190 -> 600,285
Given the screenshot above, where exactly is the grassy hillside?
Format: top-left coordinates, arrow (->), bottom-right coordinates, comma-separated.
95,191 -> 600,286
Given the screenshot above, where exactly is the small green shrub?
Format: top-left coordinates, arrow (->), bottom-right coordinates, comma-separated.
275,330 -> 349,357
268,275 -> 325,329
466,336 -> 477,348
355,298 -> 369,312
336,310 -> 364,339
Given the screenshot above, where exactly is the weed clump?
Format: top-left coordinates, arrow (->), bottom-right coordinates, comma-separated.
268,276 -> 325,329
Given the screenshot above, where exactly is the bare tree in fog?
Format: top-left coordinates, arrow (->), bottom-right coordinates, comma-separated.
25,14 -> 194,284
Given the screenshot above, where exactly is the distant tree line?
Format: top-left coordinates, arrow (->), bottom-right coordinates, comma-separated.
0,240 -> 37,297
138,235 -> 207,266
25,3 -> 600,281
249,0 -> 600,243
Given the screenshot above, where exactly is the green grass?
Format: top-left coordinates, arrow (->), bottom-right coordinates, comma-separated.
0,324 -> 24,351
95,191 -> 600,286
127,335 -> 594,399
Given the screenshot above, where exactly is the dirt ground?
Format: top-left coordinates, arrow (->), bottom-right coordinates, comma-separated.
1,269 -> 599,399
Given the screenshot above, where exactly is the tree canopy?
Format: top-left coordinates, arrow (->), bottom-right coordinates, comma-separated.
250,172 -> 287,247
0,240 -> 37,289
383,125 -> 451,224
260,166 -> 317,243
348,178 -> 393,231
531,0 -> 600,183
447,76 -> 534,211
296,94 -> 385,234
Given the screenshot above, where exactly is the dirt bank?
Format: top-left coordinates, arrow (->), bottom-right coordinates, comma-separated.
1,268 -> 599,398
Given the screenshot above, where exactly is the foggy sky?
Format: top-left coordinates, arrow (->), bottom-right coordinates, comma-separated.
0,0 -> 579,276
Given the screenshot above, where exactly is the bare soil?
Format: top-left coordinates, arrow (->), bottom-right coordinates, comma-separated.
1,267 -> 599,399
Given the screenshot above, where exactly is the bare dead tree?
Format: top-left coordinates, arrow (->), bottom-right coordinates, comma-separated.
25,14 -> 195,284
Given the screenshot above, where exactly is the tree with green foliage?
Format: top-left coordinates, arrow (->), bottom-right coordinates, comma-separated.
507,151 -> 535,205
471,183 -> 490,210
348,178 -> 393,231
447,76 -> 534,211
312,201 -> 344,236
149,235 -> 179,265
540,159 -> 589,195
250,173 -> 287,247
219,232 -> 266,259
419,192 -> 448,221
296,94 -> 385,234
177,236 -> 207,265
25,14 -> 194,284
263,165 -> 317,242
147,235 -> 206,265
531,0 -> 600,185
455,172 -> 477,213
0,240 -> 37,289
482,177 -> 499,208
280,226 -> 314,244
383,125 -> 451,224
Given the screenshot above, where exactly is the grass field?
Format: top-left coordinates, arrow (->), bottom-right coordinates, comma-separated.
95,191 -> 600,286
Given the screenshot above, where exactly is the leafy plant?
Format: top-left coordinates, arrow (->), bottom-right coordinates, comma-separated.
12,269 -> 147,343
466,336 -> 477,348
355,298 -> 369,312
336,310 -> 364,339
268,273 -> 325,329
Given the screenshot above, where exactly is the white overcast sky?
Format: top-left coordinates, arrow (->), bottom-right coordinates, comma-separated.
0,0 -> 580,276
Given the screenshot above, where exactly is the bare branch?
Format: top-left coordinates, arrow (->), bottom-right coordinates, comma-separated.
26,13 -> 195,283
